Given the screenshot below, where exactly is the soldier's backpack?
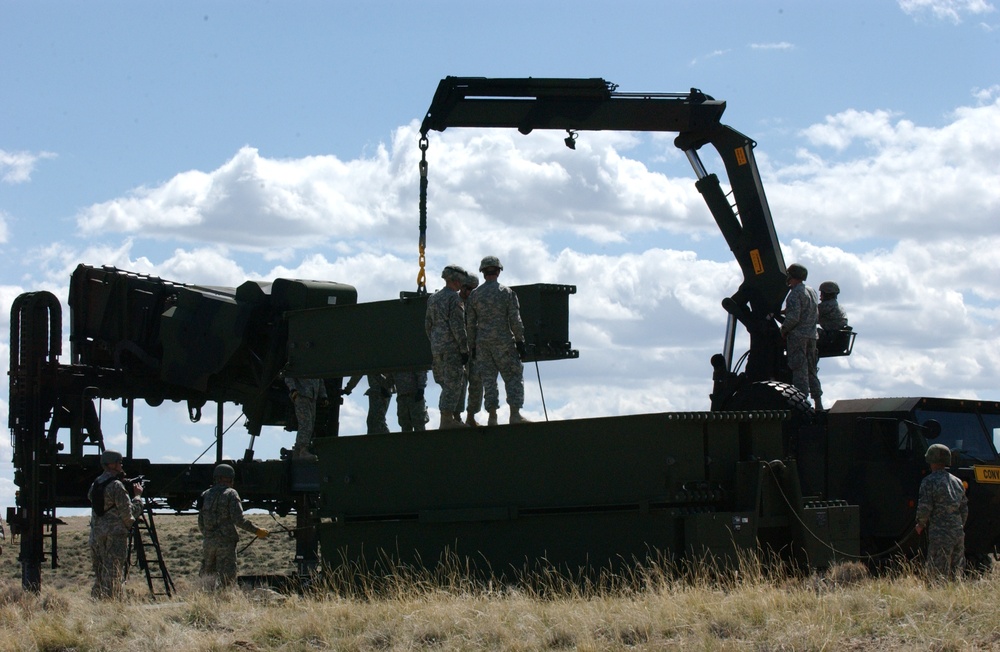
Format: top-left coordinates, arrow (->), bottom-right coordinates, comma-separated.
90,475 -> 120,517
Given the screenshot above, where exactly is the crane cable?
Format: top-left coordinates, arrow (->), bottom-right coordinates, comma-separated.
417,135 -> 429,295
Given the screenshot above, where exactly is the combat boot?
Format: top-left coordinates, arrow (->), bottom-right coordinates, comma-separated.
509,407 -> 532,424
487,409 -> 498,426
292,445 -> 317,461
465,412 -> 480,427
440,411 -> 467,429
814,396 -> 825,411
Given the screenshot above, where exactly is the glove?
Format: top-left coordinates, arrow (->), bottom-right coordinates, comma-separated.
461,353 -> 470,365
515,341 -> 526,359
256,528 -> 269,539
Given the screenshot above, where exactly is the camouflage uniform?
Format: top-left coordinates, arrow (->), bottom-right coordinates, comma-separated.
425,286 -> 469,413
365,373 -> 394,434
198,482 -> 261,588
916,468 -> 968,581
818,298 -> 848,332
459,286 -> 484,419
88,471 -> 143,599
393,370 -> 429,432
468,279 -> 525,411
818,296 -> 849,352
285,377 -> 328,448
780,282 -> 821,404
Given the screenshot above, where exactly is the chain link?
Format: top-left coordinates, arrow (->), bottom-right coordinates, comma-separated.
417,136 -> 429,294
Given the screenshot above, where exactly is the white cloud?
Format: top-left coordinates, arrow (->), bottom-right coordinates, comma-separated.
0,149 -> 55,184
750,42 -> 795,51
772,99 -> 1000,242
899,0 -> 996,22
5,94 -> 1000,450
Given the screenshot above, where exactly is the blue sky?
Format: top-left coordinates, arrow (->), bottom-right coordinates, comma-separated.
2,0 -> 999,510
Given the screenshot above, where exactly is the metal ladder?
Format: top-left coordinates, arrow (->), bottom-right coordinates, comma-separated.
127,500 -> 175,599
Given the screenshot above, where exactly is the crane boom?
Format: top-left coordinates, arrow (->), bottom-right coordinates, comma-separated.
420,76 -> 789,405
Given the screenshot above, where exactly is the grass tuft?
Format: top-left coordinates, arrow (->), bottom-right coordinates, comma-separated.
1,515 -> 999,650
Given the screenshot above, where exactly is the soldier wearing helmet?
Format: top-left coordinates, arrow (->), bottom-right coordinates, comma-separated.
817,280 -> 849,352
88,449 -> 144,599
780,263 -> 823,410
198,463 -> 269,589
458,272 -> 484,426
424,264 -> 472,429
467,256 -> 531,425
915,443 -> 968,582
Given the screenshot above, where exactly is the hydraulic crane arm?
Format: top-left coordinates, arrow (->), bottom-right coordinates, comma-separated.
420,77 -> 788,387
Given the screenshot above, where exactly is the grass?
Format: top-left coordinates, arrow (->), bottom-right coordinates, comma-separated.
1,515 -> 999,650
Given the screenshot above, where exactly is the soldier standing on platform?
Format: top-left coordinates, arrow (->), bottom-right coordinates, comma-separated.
459,272 -> 484,427
285,377 -> 328,460
467,256 -> 530,425
394,370 -> 430,432
425,264 -> 471,429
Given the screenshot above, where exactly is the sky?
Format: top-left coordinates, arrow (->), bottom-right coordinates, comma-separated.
2,0 -> 1000,512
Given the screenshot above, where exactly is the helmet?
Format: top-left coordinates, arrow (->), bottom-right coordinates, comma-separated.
213,463 -> 236,480
786,263 -> 808,281
819,281 -> 840,295
100,449 -> 123,465
479,255 -> 503,272
441,264 -> 468,282
463,272 -> 480,289
925,444 -> 951,465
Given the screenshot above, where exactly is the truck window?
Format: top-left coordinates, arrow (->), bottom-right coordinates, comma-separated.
980,413 -> 1000,457
914,409 -> 996,462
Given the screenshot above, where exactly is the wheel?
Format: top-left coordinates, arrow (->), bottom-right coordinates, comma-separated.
721,380 -> 817,458
721,380 -> 815,418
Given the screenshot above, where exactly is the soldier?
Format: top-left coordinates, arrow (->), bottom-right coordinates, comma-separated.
915,443 -> 968,582
780,263 -> 823,410
467,256 -> 530,425
394,370 -> 429,432
88,449 -> 144,599
817,281 -> 849,353
425,264 -> 471,429
285,377 -> 328,460
198,464 -> 269,589
365,373 -> 395,434
460,272 -> 484,427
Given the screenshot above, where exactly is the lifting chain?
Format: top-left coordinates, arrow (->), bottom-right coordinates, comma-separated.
416,135 -> 429,295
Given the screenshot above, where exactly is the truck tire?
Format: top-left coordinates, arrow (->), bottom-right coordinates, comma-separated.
722,380 -> 815,420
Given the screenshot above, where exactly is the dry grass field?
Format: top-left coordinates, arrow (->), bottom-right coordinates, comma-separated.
1,514 -> 1000,651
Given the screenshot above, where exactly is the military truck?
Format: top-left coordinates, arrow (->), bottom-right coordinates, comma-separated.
8,77 -> 1000,591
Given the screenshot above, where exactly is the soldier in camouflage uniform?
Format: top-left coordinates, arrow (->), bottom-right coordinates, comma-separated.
394,370 -> 429,432
467,256 -> 530,425
915,443 -> 968,582
198,464 -> 269,589
285,377 -> 328,460
88,449 -> 144,599
459,272 -> 484,426
817,281 -> 849,353
365,373 -> 395,434
425,264 -> 471,429
780,263 -> 823,410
